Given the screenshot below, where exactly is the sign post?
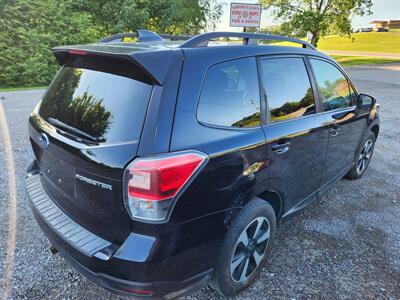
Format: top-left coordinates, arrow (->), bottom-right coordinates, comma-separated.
306,31 -> 314,42
230,3 -> 262,32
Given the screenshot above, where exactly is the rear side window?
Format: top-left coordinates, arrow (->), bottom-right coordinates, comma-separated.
39,56 -> 153,144
310,59 -> 352,111
197,57 -> 260,128
260,57 -> 316,123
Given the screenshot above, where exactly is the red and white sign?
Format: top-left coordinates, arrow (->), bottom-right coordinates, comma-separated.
230,3 -> 262,28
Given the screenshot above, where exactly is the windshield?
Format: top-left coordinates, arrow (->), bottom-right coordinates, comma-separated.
39,57 -> 153,144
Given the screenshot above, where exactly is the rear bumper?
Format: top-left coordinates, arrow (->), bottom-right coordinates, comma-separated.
26,172 -> 213,299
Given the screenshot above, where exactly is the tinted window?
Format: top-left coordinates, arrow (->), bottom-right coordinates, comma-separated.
197,58 -> 260,128
310,59 -> 351,111
39,57 -> 152,144
260,57 -> 316,122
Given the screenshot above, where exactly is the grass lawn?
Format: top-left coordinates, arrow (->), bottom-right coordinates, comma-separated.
0,86 -> 46,92
331,55 -> 400,67
317,31 -> 400,53
271,30 -> 400,54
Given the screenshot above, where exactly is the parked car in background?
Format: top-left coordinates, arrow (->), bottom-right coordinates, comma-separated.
376,27 -> 389,32
360,27 -> 374,32
26,30 -> 380,299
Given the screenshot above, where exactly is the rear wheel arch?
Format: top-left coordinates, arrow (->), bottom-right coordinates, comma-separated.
257,190 -> 283,221
370,125 -> 379,139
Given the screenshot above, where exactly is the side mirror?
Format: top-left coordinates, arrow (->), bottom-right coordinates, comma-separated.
357,93 -> 376,110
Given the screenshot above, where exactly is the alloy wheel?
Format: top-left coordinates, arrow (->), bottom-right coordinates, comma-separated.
230,217 -> 270,282
357,139 -> 373,174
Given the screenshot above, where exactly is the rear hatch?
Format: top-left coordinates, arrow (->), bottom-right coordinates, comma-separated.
29,52 -> 155,243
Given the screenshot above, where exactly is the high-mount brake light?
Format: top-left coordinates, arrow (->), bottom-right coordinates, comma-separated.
68,49 -> 88,56
124,151 -> 207,222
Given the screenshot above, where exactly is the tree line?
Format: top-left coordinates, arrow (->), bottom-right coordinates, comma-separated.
260,0 -> 372,46
0,0 -> 223,88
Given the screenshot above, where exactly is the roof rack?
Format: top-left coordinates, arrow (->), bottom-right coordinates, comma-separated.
99,30 -> 316,50
99,30 -> 191,44
179,32 -> 316,49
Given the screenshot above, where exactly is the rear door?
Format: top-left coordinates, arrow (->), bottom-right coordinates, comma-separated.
170,56 -> 270,221
259,56 -> 328,214
308,58 -> 365,185
29,55 -> 154,243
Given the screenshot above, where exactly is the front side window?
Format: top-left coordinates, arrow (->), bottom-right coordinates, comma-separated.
197,57 -> 260,128
310,59 -> 352,111
260,57 -> 316,123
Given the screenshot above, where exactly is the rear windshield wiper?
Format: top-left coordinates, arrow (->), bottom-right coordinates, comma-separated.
47,117 -> 101,143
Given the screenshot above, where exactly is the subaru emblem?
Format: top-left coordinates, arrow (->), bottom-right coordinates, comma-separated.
38,133 -> 49,150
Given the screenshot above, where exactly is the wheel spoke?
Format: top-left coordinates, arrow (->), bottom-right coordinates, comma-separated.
252,218 -> 263,239
358,158 -> 363,170
252,249 -> 264,266
256,227 -> 270,244
360,159 -> 365,171
239,258 -> 250,281
362,145 -> 367,155
365,140 -> 373,153
237,228 -> 249,247
230,252 -> 246,273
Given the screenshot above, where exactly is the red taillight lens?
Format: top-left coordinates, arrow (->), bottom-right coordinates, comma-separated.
128,154 -> 204,201
122,288 -> 153,296
124,151 -> 207,221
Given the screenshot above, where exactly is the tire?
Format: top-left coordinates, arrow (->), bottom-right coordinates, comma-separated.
211,198 -> 276,297
345,131 -> 376,180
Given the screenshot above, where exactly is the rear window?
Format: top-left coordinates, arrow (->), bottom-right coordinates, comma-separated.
39,56 -> 153,144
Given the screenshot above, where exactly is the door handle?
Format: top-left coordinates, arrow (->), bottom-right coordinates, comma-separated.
272,142 -> 291,155
329,126 -> 341,136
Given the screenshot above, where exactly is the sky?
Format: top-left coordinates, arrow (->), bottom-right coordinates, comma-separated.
215,0 -> 400,31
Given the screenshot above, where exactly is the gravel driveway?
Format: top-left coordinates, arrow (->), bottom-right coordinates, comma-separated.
0,64 -> 399,299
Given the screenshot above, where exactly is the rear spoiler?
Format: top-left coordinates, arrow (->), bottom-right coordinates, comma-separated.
51,44 -> 180,85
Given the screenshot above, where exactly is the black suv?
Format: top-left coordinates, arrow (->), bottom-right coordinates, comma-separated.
26,30 -> 380,298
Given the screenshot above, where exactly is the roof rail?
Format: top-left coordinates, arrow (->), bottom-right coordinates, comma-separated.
159,34 -> 192,41
99,30 -> 192,44
179,32 -> 316,50
99,30 -> 163,44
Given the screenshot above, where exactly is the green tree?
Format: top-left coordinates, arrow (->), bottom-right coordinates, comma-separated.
0,0 -> 101,87
0,0 -> 224,88
73,0 -> 224,35
258,22 -> 298,37
259,0 -> 373,46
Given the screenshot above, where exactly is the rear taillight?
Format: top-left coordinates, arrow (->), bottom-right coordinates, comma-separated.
123,151 -> 207,222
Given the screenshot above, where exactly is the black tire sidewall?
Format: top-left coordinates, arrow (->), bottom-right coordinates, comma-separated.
211,198 -> 276,296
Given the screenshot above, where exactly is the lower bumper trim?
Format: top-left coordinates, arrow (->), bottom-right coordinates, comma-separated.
26,174 -> 112,258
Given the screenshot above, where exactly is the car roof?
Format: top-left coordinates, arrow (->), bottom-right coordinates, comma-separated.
52,31 -> 335,85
